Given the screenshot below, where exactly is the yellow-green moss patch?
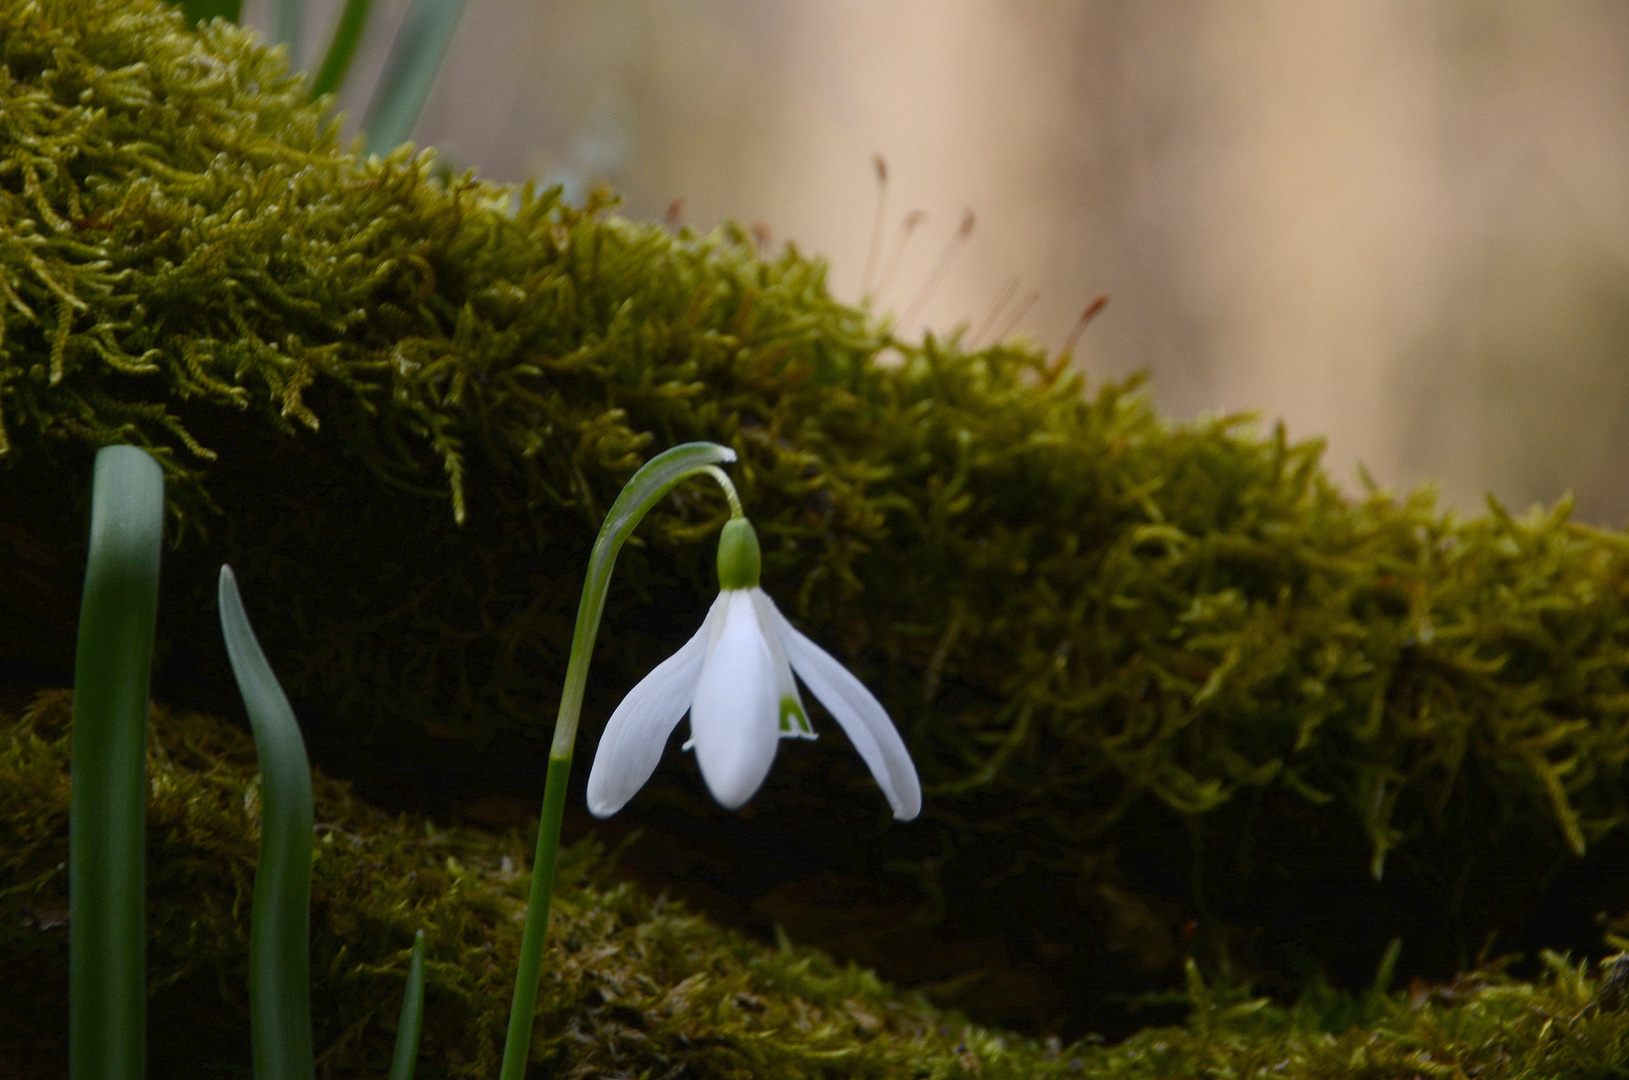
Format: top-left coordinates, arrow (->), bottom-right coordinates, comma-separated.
6,689 -> 1629,1078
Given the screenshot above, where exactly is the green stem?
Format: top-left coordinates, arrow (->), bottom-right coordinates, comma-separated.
497,441 -> 737,1080
703,465 -> 744,518
70,445 -> 164,1080
219,566 -> 315,1080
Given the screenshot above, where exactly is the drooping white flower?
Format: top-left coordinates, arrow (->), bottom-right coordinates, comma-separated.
586,518 -> 921,821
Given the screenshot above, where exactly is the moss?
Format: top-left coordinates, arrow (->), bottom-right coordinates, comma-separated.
2,689 -> 1015,1077
6,689 -> 1629,1079
8,0 -> 1629,1029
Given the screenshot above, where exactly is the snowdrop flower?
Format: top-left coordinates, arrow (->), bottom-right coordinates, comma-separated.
587,517 -> 921,821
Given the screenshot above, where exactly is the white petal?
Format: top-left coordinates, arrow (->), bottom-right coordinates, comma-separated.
768,599 -> 923,821
748,589 -> 815,740
689,590 -> 782,809
585,593 -> 726,817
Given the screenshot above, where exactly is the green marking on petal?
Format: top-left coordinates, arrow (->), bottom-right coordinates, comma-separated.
779,697 -> 814,738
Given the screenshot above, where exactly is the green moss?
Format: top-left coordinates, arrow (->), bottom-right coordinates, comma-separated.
8,0 -> 1629,1027
1,689 -> 1003,1077
5,689 -> 1629,1079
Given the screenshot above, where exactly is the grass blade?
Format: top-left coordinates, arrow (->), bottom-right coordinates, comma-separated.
309,0 -> 373,100
388,930 -> 427,1080
268,0 -> 304,60
219,565 -> 315,1080
70,446 -> 164,1080
361,0 -> 469,156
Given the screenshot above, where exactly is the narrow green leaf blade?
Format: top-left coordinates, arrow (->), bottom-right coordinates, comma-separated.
388,930 -> 427,1080
219,565 -> 315,1080
309,0 -> 373,100
70,445 -> 164,1080
361,0 -> 469,156
269,0 -> 304,57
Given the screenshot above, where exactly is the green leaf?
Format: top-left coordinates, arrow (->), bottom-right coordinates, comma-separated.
269,0 -> 303,56
309,0 -> 372,100
69,446 -> 164,1080
361,0 -> 469,155
387,930 -> 427,1080
219,565 -> 315,1080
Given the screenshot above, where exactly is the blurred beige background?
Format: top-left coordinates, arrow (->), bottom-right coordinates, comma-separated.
248,1 -> 1629,523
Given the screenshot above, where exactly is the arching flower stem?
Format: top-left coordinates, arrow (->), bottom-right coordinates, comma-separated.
499,441 -> 739,1080
702,464 -> 744,518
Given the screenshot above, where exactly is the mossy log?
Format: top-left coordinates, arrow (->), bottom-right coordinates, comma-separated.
6,0 -> 1629,1033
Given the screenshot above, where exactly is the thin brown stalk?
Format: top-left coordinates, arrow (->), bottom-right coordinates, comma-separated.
861,154 -> 888,299
875,209 -> 929,306
902,209 -> 975,329
992,288 -> 1041,342
971,277 -> 1020,349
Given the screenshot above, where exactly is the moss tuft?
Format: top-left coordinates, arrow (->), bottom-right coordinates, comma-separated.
6,690 -> 1629,1078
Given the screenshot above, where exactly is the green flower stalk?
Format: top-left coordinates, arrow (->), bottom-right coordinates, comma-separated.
497,441 -> 738,1080
69,445 -> 164,1080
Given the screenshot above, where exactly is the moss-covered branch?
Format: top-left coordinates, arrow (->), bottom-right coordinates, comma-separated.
8,0 -> 1629,1024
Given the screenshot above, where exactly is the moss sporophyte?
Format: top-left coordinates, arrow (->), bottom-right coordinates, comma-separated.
587,504 -> 923,820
